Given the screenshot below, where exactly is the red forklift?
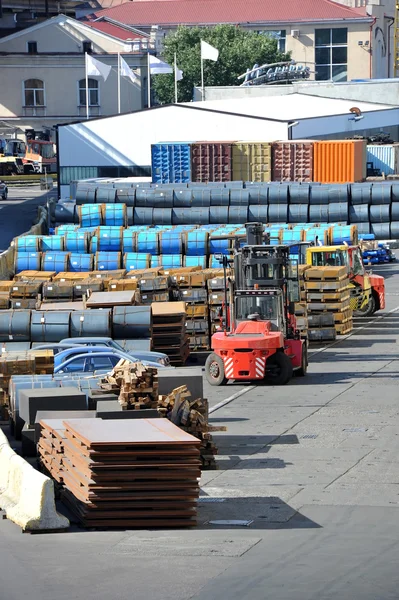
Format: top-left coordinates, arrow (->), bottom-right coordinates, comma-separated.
205,222 -> 308,386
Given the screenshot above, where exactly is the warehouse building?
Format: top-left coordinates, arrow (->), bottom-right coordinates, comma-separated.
57,93 -> 399,198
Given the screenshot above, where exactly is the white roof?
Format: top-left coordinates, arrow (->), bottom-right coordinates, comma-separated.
184,93 -> 395,121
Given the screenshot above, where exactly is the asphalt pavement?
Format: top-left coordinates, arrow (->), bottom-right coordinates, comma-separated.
0,184 -> 56,252
0,245 -> 399,598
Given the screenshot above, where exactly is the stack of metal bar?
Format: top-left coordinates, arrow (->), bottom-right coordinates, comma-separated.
151,301 -> 189,365
53,418 -> 201,528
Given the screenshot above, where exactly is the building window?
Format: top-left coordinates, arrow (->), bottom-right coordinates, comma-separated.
258,30 -> 286,53
27,41 -> 38,54
315,28 -> 348,82
78,78 -> 99,106
24,79 -> 45,106
82,41 -> 92,54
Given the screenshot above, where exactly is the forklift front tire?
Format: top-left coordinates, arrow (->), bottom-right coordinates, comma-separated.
205,353 -> 228,386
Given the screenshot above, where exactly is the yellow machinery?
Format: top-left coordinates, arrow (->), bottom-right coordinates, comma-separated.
306,245 -> 385,317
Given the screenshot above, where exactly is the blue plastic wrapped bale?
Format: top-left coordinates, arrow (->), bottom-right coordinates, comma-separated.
209,235 -> 230,255
369,205 -> 391,224
0,310 -> 31,342
248,205 -> 268,223
123,252 -> 151,270
268,204 -> 288,223
370,183 -> 392,205
330,225 -> 358,245
78,204 -> 102,228
136,231 -> 159,254
173,190 -> 192,207
55,225 -> 79,235
41,252 -> 70,273
65,231 -> 89,253
152,208 -> 172,225
96,226 -> 123,252
370,223 -> 390,239
95,186 -> 116,203
172,207 -> 210,225
14,251 -> 41,274
159,230 -> 183,254
288,184 -> 310,204
151,143 -> 192,184
350,183 -> 371,205
70,309 -> 111,337
103,203 -> 127,226
288,204 -> 309,223
40,235 -> 65,252
15,235 -> 42,252
133,207 -> 154,225
184,255 -> 207,268
112,305 -> 151,339
90,236 -> 98,254
185,230 -> 209,256
228,206 -> 248,224
69,253 -> 93,272
209,206 -> 229,224
328,202 -> 349,223
209,254 -> 225,268
95,251 -> 122,270
30,310 -> 71,342
281,229 -> 303,244
152,254 -> 182,269
268,184 -> 289,204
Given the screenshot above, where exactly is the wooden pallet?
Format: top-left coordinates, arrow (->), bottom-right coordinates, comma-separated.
335,321 -> 353,335
305,280 -> 350,291
307,300 -> 351,312
306,292 -> 350,302
305,266 -> 348,281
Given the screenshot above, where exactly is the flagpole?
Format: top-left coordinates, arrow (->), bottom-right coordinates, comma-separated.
174,53 -> 178,104
117,52 -> 121,114
147,52 -> 151,108
85,52 -> 89,119
201,55 -> 204,102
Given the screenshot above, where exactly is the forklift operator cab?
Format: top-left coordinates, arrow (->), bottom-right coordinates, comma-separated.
310,250 -> 348,268
235,291 -> 283,332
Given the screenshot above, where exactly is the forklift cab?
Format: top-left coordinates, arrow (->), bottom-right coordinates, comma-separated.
234,289 -> 284,332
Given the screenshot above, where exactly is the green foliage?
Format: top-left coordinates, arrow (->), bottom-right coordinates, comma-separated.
151,24 -> 290,104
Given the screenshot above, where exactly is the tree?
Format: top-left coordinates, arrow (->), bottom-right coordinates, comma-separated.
152,24 -> 290,105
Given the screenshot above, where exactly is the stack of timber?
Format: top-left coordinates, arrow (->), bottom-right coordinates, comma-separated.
37,418 -> 66,483
295,265 -> 309,340
99,361 -> 159,410
158,385 -> 218,469
151,301 -> 189,365
175,271 -> 211,351
56,418 -> 201,528
305,266 -> 353,339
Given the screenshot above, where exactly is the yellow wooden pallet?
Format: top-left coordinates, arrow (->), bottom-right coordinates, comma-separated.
335,320 -> 353,335
333,310 -> 353,323
307,300 -> 351,312
305,266 -> 348,281
305,280 -> 350,291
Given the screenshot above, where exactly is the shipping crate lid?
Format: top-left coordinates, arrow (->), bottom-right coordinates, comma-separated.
151,301 -> 186,316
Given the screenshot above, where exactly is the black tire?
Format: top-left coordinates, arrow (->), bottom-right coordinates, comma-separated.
267,351 -> 293,385
205,353 -> 228,386
296,345 -> 308,377
9,417 -> 15,436
354,294 -> 376,317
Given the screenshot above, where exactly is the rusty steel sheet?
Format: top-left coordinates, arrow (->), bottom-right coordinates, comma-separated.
63,418 -> 201,448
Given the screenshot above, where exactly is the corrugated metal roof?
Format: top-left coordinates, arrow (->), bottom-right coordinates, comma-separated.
94,0 -> 370,26
183,94 -> 394,121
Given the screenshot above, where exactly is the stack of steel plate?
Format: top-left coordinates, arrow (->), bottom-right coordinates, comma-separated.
37,418 -> 67,483
58,418 -> 201,528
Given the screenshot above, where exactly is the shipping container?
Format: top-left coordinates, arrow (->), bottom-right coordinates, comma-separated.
191,142 -> 232,183
232,142 -> 271,182
313,140 -> 366,184
272,141 -> 314,182
366,144 -> 399,176
151,143 -> 191,184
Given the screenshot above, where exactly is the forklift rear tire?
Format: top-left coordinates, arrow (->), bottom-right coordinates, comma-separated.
205,353 -> 227,386
354,295 -> 376,317
267,351 -> 293,385
296,345 -> 308,377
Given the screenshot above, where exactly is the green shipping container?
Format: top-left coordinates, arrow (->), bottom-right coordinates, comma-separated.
232,142 -> 272,182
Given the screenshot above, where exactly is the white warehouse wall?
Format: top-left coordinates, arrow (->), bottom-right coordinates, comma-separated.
292,108 -> 399,139
58,104 -> 288,166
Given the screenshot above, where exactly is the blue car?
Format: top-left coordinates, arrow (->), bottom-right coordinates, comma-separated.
54,346 -> 166,375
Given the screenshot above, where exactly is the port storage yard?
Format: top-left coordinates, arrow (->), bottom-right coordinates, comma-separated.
1,185 -> 399,599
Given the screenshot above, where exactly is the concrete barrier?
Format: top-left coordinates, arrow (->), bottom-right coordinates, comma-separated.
0,428 -> 69,531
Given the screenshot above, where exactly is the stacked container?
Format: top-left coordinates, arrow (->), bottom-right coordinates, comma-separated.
272,141 -> 314,182
313,140 -> 366,184
366,144 -> 399,176
191,142 -> 232,183
232,142 -> 271,182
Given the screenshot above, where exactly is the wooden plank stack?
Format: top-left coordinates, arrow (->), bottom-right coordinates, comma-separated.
151,301 -> 189,365
37,418 -> 66,483
158,385 -> 218,470
304,266 -> 353,339
99,361 -> 159,410
54,418 -> 201,529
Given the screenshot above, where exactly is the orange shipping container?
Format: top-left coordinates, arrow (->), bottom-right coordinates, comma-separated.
313,140 -> 366,184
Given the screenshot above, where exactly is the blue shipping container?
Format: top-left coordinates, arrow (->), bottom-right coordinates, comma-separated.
151,143 -> 192,184
367,145 -> 399,176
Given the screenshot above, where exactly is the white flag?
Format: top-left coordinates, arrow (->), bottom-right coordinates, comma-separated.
149,55 -> 173,75
86,54 -> 112,81
201,40 -> 219,62
175,66 -> 183,81
120,55 -> 138,83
